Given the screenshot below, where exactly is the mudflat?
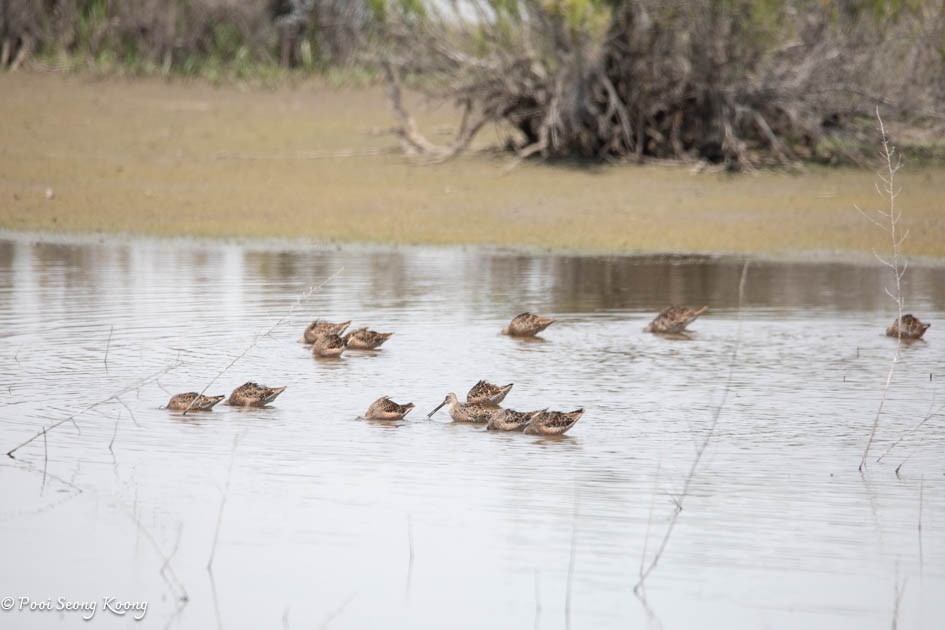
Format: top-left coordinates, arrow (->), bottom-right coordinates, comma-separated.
1,72 -> 943,258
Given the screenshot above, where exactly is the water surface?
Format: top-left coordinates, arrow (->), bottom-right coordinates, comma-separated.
0,235 -> 943,629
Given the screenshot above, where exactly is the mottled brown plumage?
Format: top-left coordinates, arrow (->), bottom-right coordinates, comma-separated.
524,408 -> 585,436
227,382 -> 287,407
343,328 -> 394,350
312,333 -> 347,357
502,312 -> 556,337
300,320 -> 351,344
365,396 -> 415,420
486,408 -> 543,431
428,393 -> 504,423
886,314 -> 930,340
645,305 -> 707,334
166,392 -> 225,411
466,380 -> 513,405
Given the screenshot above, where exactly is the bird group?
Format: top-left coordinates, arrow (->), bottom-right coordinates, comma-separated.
300,319 -> 394,357
166,381 -> 287,411
363,379 -> 585,436
164,304 -> 931,430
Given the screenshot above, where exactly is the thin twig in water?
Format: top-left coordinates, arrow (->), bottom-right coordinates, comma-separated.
918,476 -> 924,571
209,570 -> 224,630
565,496 -> 578,630
533,569 -> 541,630
405,513 -> 415,599
208,432 -> 242,572
638,459 -> 661,585
108,411 -> 120,452
104,325 -> 113,373
182,267 -> 343,415
876,396 -> 944,463
115,395 -> 140,428
125,506 -> 189,603
6,359 -> 181,458
634,260 -> 749,593
858,108 -> 905,472
316,592 -> 357,630
41,427 -> 48,493
891,573 -> 906,630
161,523 -> 184,587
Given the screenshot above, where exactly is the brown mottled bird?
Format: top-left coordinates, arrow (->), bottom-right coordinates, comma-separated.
486,408 -> 543,432
886,314 -> 930,340
299,320 -> 351,344
523,408 -> 585,436
502,312 -> 556,337
428,393 -> 504,423
227,382 -> 287,407
166,392 -> 225,411
466,380 -> 513,405
364,396 -> 415,420
644,305 -> 707,334
312,333 -> 347,358
343,327 -> 394,350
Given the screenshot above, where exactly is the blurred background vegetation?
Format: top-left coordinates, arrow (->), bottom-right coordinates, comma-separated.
2,1 -> 944,168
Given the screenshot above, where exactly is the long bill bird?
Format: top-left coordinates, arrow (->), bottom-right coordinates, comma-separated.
299,320 -> 351,344
312,333 -> 347,358
886,314 -> 930,339
227,382 -> 287,407
486,408 -> 544,431
644,305 -> 707,334
466,380 -> 513,405
166,392 -> 225,411
343,328 -> 394,350
365,396 -> 415,420
502,312 -> 556,337
427,393 -> 504,423
523,408 -> 585,436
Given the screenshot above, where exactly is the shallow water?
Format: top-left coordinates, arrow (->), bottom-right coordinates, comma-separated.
0,234 -> 943,629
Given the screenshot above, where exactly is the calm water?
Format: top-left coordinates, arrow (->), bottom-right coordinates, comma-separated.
0,234 -> 943,629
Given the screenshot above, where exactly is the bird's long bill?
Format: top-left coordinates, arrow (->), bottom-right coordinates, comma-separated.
426,400 -> 446,418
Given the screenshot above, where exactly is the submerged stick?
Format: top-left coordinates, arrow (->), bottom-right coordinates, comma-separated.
108,411 -> 120,452
405,513 -> 415,599
41,427 -> 47,493
918,476 -> 924,570
565,499 -> 578,630
876,396 -> 944,463
533,569 -> 541,630
6,360 -> 181,458
634,260 -> 749,593
316,592 -> 357,630
104,325 -> 113,373
125,506 -> 189,603
182,267 -> 343,416
207,432 -> 242,572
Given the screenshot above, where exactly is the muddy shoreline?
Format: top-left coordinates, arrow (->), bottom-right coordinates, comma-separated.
2,72 -> 944,258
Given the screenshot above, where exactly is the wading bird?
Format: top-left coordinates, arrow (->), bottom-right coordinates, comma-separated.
486,408 -> 544,431
466,380 -> 513,405
343,328 -> 394,349
312,333 -> 347,358
523,408 -> 585,436
299,320 -> 351,344
364,396 -> 415,420
502,312 -> 556,337
886,314 -> 930,339
166,393 -> 225,411
227,382 -> 287,407
428,393 -> 503,423
644,305 -> 707,334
